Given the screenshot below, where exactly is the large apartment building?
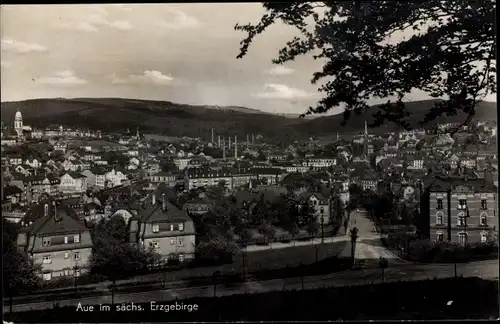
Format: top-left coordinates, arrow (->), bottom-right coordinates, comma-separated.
426,176 -> 498,244
16,200 -> 93,281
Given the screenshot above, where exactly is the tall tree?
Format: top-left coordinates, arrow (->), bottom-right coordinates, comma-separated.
235,2 -> 496,131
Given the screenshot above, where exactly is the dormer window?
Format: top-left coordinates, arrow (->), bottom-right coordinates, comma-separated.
179,223 -> 184,231
152,224 -> 160,233
74,234 -> 80,243
42,237 -> 51,246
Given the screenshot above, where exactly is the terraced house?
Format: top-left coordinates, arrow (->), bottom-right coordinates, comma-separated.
129,193 -> 196,263
16,201 -> 93,281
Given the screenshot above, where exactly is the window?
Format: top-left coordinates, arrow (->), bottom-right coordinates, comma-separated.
74,235 -> 80,243
481,232 -> 488,243
64,252 -> 69,259
152,224 -> 160,233
457,217 -> 465,226
170,238 -> 176,245
74,252 -> 81,261
75,269 -> 81,277
64,269 -> 70,276
458,233 -> 468,245
437,199 -> 443,210
64,236 -> 68,244
480,215 -> 487,226
481,199 -> 488,209
179,254 -> 185,262
42,237 -> 51,247
458,199 -> 467,210
170,224 -> 174,231
178,238 -> 184,247
43,273 -> 52,281
43,255 -> 52,264
436,213 -> 443,225
437,232 -> 444,242
178,223 -> 184,231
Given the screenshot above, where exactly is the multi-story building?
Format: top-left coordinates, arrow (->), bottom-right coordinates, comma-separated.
185,167 -> 233,191
251,167 -> 285,185
426,176 -> 498,244
60,172 -> 87,194
16,201 -> 93,281
302,156 -> 337,169
297,192 -> 332,224
149,171 -> 177,187
173,157 -> 190,171
129,193 -> 196,263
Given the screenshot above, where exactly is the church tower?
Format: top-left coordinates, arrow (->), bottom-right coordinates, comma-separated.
14,110 -> 23,138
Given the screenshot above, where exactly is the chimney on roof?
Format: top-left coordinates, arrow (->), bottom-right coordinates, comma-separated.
152,193 -> 156,205
162,193 -> 167,212
44,203 -> 49,217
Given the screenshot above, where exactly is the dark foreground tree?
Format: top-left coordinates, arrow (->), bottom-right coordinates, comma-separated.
3,220 -> 40,313
235,1 -> 496,130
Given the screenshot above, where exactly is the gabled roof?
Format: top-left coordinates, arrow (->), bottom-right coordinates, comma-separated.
138,200 -> 191,223
24,202 -> 87,235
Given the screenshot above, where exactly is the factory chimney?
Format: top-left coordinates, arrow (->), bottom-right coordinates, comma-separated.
218,135 -> 221,148
234,135 -> 237,159
246,134 -> 249,147
228,136 -> 232,150
211,129 -> 214,143
222,137 -> 226,160
252,133 -> 255,144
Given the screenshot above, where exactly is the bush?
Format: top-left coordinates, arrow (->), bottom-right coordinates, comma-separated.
407,239 -> 497,263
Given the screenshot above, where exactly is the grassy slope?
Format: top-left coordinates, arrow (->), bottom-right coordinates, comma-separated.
1,98 -> 496,139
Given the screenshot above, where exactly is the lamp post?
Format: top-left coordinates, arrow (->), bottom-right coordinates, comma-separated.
320,212 -> 325,244
212,271 -> 221,297
378,257 -> 388,283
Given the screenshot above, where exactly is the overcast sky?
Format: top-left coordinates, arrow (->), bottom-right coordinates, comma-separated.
1,4 -> 496,115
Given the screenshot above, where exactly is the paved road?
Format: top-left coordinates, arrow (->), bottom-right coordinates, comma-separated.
341,210 -> 407,266
5,259 -> 497,313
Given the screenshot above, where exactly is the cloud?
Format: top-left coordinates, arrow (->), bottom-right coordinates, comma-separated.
1,61 -> 12,68
36,70 -> 87,86
267,66 -> 295,76
254,84 -> 314,100
56,9 -> 132,32
157,9 -> 201,30
109,20 -> 133,31
111,70 -> 175,85
1,38 -> 47,53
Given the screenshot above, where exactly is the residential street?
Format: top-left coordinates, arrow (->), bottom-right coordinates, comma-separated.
4,259 -> 497,313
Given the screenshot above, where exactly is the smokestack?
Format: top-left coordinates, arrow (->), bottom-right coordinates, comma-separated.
162,193 -> 167,212
246,134 -> 249,146
252,134 -> 255,144
211,129 -> 214,143
235,135 -> 237,159
218,136 -> 221,148
228,136 -> 232,150
44,203 -> 49,217
152,193 -> 156,206
223,137 -> 226,160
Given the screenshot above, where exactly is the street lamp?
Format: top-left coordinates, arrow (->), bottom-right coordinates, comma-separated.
320,210 -> 325,243
212,271 -> 221,297
378,257 -> 388,283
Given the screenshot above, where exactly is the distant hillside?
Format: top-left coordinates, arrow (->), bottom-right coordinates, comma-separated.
295,100 -> 497,136
1,98 -> 496,140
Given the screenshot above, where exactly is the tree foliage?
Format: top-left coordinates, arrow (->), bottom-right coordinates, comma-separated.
235,1 -> 496,130
90,216 -> 159,280
3,220 -> 40,309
